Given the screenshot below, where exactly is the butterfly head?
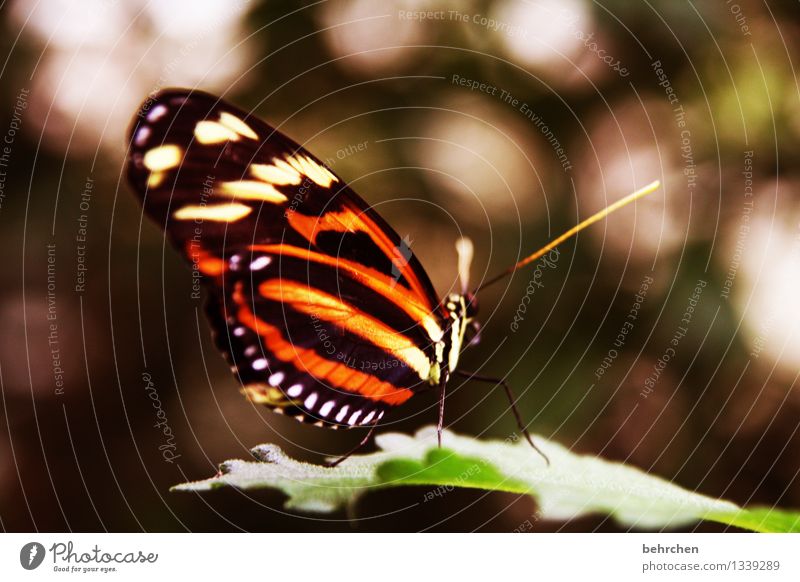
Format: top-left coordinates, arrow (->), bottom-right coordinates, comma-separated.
444,293 -> 478,323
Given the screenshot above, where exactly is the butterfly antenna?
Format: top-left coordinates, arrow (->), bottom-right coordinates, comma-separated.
455,237 -> 474,294
473,180 -> 661,295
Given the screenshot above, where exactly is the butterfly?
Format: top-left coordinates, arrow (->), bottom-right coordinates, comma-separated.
126,89 -> 659,464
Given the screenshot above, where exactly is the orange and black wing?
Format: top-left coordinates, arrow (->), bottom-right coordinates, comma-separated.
126,89 -> 446,427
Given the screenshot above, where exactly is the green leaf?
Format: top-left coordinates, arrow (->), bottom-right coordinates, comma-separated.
704,507 -> 800,533
375,446 -> 529,493
172,426 -> 798,531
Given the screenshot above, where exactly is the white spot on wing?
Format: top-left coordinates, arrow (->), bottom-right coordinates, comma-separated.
134,126 -> 151,146
217,180 -> 287,203
361,410 -> 375,425
252,358 -> 268,371
250,162 -> 302,185
146,172 -> 165,188
143,144 -> 182,171
172,202 -> 252,222
147,104 -> 167,122
219,112 -> 258,140
194,112 -> 258,144
285,154 -> 338,188
304,392 -> 318,410
335,405 -> 349,423
194,120 -> 239,144
319,401 -> 335,417
348,410 -> 362,425
250,256 -> 272,271
286,384 -> 303,398
268,372 -> 284,386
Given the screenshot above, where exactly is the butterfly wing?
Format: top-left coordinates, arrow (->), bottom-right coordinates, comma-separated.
126,89 -> 446,427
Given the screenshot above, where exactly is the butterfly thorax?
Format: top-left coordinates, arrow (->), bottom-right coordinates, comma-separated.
432,293 -> 477,386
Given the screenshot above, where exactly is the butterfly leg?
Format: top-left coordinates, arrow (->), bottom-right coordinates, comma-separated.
437,380 -> 446,448
325,422 -> 379,468
455,370 -> 550,466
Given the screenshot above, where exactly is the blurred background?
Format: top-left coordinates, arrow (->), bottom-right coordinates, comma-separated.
1,0 -> 799,532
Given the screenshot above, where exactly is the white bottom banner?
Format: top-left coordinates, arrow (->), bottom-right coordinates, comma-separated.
0,533 -> 797,581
